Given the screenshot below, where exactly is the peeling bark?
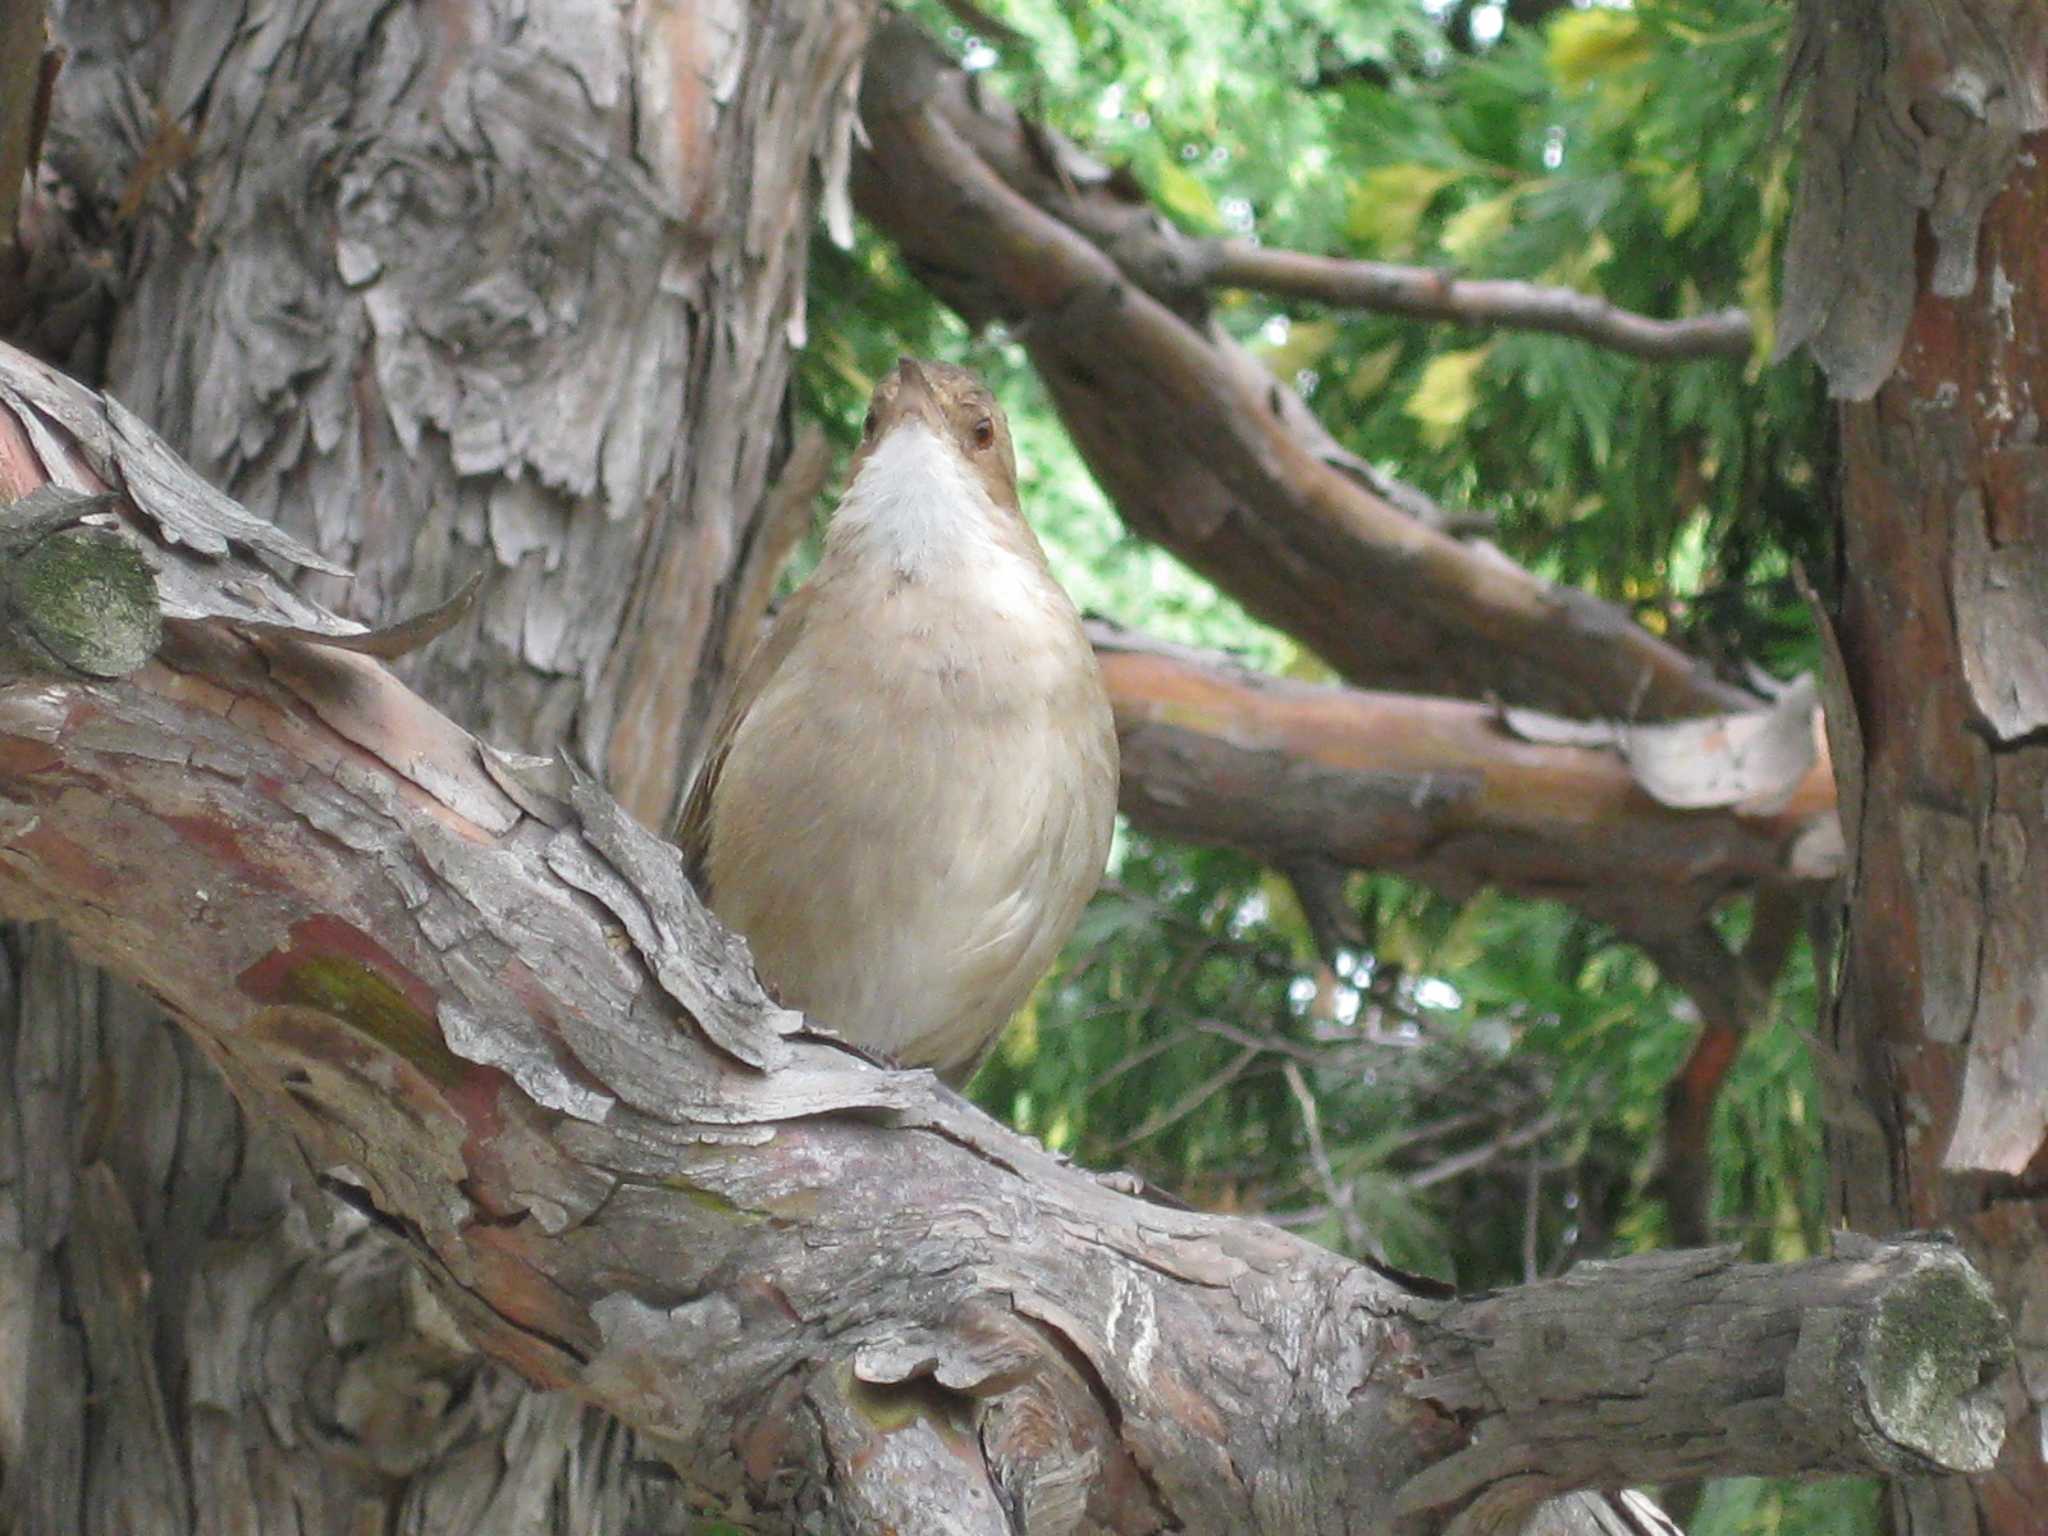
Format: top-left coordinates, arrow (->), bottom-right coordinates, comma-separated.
1780,3 -> 2048,1530
0,343 -> 2014,1535
1096,624 -> 1836,932
1777,0 -> 2048,400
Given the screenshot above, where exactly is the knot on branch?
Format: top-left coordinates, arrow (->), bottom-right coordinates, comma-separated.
1,487 -> 161,679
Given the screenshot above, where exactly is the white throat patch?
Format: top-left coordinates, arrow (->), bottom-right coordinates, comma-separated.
829,422 -> 1007,582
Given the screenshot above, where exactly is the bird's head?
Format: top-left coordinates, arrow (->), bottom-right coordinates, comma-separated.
832,358 -> 1041,578
853,357 -> 1020,510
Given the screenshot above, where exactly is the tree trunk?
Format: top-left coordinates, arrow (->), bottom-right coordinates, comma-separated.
2,0 -> 871,1530
1777,1 -> 2048,1531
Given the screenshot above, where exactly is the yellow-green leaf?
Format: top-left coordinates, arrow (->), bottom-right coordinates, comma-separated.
1741,152 -> 1792,373
820,334 -> 872,396
1260,316 -> 1340,378
1741,227 -> 1776,371
1154,160 -> 1221,231
1546,9 -> 1650,90
1346,164 -> 1458,256
1258,870 -> 1317,963
1653,164 -> 1702,238
1542,230 -> 1615,290
1440,190 -> 1518,261
1344,341 -> 1404,402
1002,989 -> 1041,1068
1435,888 -> 1499,972
1276,635 -> 1337,684
1403,346 -> 1492,448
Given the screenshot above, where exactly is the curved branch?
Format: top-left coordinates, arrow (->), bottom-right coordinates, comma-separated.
0,342 -> 2006,1533
1638,890 -> 1807,1248
855,19 -> 1752,720
1205,243 -> 1755,361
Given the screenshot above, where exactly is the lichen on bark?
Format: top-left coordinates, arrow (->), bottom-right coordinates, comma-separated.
1,488 -> 161,679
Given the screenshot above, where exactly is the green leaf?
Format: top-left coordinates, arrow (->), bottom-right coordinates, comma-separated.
1346,163 -> 1458,256
1154,159 -> 1222,231
1546,9 -> 1650,91
1652,163 -> 1702,238
1259,316 -> 1341,378
1403,346 -> 1492,448
1440,189 -> 1519,261
1343,341 -> 1405,403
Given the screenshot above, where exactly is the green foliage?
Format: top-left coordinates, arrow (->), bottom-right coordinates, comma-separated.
1689,1477 -> 1883,1536
799,3 -> 1850,1526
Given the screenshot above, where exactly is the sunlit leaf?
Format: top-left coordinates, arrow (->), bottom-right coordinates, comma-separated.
1440,189 -> 1518,261
1259,316 -> 1341,378
1003,991 -> 1041,1068
1153,158 -> 1222,231
1346,163 -> 1458,256
1403,346 -> 1493,448
1257,870 -> 1316,962
1652,163 -> 1702,238
1546,9 -> 1650,90
1344,341 -> 1405,403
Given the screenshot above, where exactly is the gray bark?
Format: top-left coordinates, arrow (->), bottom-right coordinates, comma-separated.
0,346 -> 2012,1536
3,0 -> 871,1531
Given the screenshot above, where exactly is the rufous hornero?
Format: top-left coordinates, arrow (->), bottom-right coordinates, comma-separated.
675,358 -> 1118,1086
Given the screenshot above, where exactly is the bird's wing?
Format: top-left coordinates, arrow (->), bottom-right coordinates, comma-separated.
671,583 -> 821,895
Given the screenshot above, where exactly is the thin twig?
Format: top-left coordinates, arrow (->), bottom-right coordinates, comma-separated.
1206,242 -> 1755,362
1109,1044 -> 1261,1152
1404,1110 -> 1561,1190
1282,1059 -> 1369,1254
1522,1154 -> 1542,1285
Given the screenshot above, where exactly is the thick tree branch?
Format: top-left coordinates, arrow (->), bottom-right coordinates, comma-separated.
1204,244 -> 1754,361
1406,1239 -> 2010,1527
1094,624 -> 1838,933
854,19 -> 1752,720
0,341 -> 2009,1536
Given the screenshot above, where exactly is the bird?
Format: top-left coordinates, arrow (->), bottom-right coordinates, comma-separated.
674,358 -> 1119,1086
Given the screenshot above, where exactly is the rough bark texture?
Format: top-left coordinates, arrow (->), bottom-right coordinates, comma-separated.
852,19 -> 1753,720
0,363 -> 2012,1535
2,0 -> 872,1531
1781,1 -> 2048,1530
1405,1238 -> 2007,1528
1776,0 -> 2048,400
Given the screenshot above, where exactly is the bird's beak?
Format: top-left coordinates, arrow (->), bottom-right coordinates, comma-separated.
892,356 -> 935,404
866,356 -> 945,442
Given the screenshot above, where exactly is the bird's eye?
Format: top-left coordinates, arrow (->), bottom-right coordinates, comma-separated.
971,417 -> 996,450
862,408 -> 878,440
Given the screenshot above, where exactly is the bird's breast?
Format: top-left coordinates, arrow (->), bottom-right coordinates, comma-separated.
703,557 -> 1117,1078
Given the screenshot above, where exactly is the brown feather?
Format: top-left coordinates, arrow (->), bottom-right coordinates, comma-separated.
672,582 -> 821,896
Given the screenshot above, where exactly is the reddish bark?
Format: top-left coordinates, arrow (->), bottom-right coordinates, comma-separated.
1799,26 -> 2048,1529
